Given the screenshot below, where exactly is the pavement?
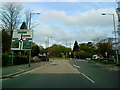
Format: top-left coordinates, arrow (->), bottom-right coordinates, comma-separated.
1,60 -> 52,79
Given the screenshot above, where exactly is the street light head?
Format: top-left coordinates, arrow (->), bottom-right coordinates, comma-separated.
36,13 -> 40,14
101,13 -> 114,16
102,13 -> 106,15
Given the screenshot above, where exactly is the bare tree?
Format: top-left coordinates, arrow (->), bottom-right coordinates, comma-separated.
24,9 -> 32,29
1,2 -> 23,38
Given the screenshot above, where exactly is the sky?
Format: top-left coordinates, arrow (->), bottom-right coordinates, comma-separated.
21,2 -> 118,48
2,1 -> 118,48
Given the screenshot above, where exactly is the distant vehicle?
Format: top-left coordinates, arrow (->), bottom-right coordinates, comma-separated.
92,55 -> 105,60
32,56 -> 40,62
33,56 -> 39,60
92,55 -> 100,60
38,53 -> 49,61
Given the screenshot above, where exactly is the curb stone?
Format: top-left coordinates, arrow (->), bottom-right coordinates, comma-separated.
1,61 -> 52,79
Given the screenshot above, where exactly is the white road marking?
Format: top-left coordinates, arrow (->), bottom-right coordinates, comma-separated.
73,64 -> 80,68
81,73 -> 95,83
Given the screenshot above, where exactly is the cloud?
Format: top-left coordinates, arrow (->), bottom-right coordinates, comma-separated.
33,24 -> 113,48
34,8 -> 117,48
1,0 -> 116,2
42,8 -> 117,27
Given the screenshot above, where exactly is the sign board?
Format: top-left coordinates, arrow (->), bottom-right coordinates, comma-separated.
11,29 -> 33,50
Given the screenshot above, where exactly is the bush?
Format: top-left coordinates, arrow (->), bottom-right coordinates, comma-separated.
2,53 -> 29,66
2,53 -> 12,66
13,55 -> 29,65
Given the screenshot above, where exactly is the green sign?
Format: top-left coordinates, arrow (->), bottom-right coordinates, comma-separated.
23,41 -> 32,49
12,41 -> 19,48
12,38 -> 18,40
18,31 -> 27,34
26,38 -> 32,40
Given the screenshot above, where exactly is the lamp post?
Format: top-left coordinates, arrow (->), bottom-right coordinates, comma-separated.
102,13 -> 119,65
47,36 -> 53,47
29,12 -> 40,29
28,12 -> 40,67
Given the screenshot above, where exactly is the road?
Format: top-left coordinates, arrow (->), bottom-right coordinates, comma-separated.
2,59 -> 119,89
69,60 -> 119,88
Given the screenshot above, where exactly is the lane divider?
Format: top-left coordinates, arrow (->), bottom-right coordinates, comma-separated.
73,64 -> 95,84
81,73 -> 95,83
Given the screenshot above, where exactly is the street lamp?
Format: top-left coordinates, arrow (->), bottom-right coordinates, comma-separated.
29,12 -> 40,29
102,13 -> 119,65
47,36 -> 53,47
28,12 -> 40,67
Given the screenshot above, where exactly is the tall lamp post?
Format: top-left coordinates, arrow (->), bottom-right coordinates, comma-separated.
29,12 -> 40,29
28,12 -> 40,67
47,36 -> 53,47
102,13 -> 119,65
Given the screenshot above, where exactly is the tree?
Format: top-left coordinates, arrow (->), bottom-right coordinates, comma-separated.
20,22 -> 27,29
24,9 -> 32,29
79,43 -> 96,59
2,29 -> 11,53
46,44 -> 71,58
31,43 -> 40,57
73,41 -> 79,52
1,2 -> 23,38
96,42 -> 114,60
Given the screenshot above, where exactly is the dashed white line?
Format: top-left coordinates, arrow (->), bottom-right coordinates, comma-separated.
81,73 -> 95,83
73,64 -> 95,83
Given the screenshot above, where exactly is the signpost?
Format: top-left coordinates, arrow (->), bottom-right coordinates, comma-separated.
11,29 -> 33,67
11,29 -> 33,50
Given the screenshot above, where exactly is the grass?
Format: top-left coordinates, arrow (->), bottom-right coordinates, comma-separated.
94,60 -> 117,64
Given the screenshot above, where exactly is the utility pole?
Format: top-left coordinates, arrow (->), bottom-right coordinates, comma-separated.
116,1 -> 120,65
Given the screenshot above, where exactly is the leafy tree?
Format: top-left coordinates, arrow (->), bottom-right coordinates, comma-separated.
73,41 -> 79,52
74,42 -> 96,59
31,43 -> 40,57
96,42 -> 114,60
46,44 -> 71,58
20,22 -> 27,29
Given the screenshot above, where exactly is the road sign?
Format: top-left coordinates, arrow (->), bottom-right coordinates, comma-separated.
11,29 -> 33,50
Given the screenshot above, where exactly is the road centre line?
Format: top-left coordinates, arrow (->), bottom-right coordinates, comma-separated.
81,73 -> 95,83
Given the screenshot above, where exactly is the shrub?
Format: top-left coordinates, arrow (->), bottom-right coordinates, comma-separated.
2,53 -> 12,66
13,55 -> 29,65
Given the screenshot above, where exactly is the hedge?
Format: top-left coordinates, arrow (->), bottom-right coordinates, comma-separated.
2,53 -> 29,67
13,55 -> 29,65
2,53 -> 12,66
